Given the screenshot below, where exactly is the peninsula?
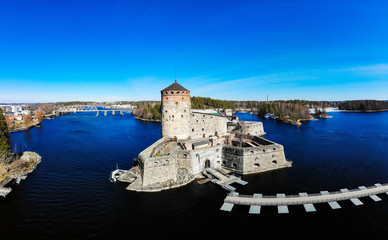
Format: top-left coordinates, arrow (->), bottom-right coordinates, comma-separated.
0,108 -> 41,196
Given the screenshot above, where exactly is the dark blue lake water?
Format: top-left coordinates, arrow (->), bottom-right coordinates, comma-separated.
2,111 -> 388,238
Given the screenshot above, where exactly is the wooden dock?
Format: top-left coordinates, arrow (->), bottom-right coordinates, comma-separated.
0,187 -> 12,197
205,168 -> 248,191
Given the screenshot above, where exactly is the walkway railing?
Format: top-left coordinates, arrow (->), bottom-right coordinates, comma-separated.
221,183 -> 388,214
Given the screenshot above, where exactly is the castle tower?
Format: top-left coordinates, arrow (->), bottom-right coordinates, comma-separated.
161,80 -> 191,139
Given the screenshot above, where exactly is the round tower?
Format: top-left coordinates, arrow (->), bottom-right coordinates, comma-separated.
161,80 -> 191,139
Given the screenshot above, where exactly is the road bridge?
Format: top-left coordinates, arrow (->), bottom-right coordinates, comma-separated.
221,183 -> 388,214
58,105 -> 132,116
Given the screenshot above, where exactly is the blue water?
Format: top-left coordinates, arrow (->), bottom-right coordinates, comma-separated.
1,111 -> 388,238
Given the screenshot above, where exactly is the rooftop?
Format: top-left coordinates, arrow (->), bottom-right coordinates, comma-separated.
161,80 -> 189,92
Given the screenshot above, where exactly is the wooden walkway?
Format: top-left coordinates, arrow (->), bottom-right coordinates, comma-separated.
221,183 -> 388,214
0,187 -> 12,197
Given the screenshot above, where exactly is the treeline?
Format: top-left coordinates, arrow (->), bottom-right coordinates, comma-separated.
235,100 -> 336,110
132,102 -> 161,121
338,100 -> 388,111
191,96 -> 235,109
257,102 -> 311,121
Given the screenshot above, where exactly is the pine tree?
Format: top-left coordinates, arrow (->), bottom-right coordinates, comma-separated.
0,108 -> 11,157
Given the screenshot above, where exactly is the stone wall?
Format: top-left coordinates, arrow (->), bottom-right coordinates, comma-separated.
189,113 -> 228,139
221,137 -> 291,174
184,145 -> 223,176
161,101 -> 191,139
241,121 -> 265,136
135,138 -> 194,191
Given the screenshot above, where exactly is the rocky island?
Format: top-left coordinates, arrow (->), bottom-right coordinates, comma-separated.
119,80 -> 292,192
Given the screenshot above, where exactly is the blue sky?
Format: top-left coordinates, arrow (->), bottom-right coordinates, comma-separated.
1,0 -> 387,102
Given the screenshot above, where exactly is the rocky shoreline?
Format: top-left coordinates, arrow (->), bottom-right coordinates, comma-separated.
0,151 -> 41,188
9,121 -> 41,133
134,116 -> 161,123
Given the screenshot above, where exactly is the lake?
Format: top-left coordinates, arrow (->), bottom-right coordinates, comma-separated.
2,111 -> 388,238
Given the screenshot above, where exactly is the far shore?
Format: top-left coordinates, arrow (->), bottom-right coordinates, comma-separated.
9,121 -> 41,133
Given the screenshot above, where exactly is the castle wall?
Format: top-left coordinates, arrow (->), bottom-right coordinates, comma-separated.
221,137 -> 290,174
185,145 -> 223,175
242,121 -> 266,136
136,138 -> 194,190
189,113 -> 228,139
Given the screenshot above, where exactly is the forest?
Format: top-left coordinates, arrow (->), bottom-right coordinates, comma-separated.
191,96 -> 235,109
338,100 -> 388,111
132,102 -> 161,121
256,102 -> 311,121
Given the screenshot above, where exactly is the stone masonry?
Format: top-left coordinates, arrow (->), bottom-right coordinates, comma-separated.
126,81 -> 292,192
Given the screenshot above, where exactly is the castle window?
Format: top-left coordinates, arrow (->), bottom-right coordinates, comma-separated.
272,160 -> 277,164
184,110 -> 186,112
181,115 -> 183,118
171,91 -> 174,94
202,128 -> 204,131
254,163 -> 260,167
165,110 -> 167,113
192,128 -> 194,132
232,162 -> 237,168
177,91 -> 180,94
172,115 -> 174,118
165,91 -> 168,94
175,102 -> 178,105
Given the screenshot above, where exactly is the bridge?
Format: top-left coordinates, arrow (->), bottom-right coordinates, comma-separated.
58,105 -> 132,116
221,183 -> 388,214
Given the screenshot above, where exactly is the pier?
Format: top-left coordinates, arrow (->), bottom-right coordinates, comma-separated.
221,183 -> 388,214
0,187 -> 12,197
204,168 -> 248,191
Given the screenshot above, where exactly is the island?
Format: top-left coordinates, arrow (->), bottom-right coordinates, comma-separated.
118,81 -> 292,192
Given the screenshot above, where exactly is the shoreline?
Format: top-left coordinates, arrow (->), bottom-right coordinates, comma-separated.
0,151 -> 41,190
9,121 -> 41,133
134,116 -> 161,123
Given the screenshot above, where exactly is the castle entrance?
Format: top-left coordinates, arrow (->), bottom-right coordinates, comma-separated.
205,160 -> 211,168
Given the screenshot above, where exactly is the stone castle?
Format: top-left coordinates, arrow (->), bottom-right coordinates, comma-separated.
125,81 -> 292,192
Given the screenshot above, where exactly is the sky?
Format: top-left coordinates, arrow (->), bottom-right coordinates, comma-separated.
1,0 -> 388,103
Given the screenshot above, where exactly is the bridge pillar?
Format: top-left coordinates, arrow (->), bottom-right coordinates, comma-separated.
104,111 -> 107,116
112,110 -> 115,116
96,110 -> 99,116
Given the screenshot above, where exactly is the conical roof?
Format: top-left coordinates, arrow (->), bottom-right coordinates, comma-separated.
161,81 -> 189,92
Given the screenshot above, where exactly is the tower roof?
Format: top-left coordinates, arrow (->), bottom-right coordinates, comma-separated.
161,81 -> 189,92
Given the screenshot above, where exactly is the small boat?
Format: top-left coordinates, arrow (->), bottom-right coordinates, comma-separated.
15,177 -> 21,184
109,167 -> 127,182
